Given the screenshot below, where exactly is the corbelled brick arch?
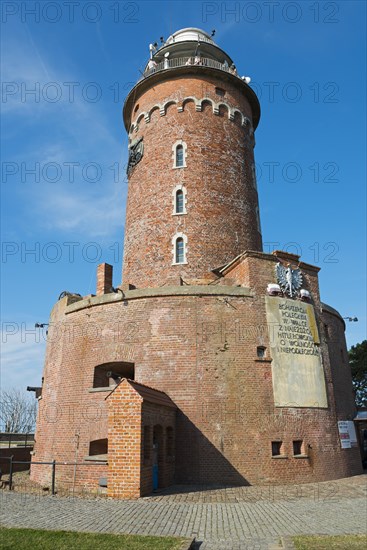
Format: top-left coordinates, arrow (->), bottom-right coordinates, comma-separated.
129,96 -> 253,129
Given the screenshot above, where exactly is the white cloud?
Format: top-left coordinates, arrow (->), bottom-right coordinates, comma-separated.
2,28 -> 128,238
0,327 -> 46,390
40,181 -> 125,238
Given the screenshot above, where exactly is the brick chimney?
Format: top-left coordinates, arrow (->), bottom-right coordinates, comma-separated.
96,263 -> 113,295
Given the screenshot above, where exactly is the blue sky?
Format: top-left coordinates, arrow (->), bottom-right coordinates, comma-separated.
1,0 -> 366,391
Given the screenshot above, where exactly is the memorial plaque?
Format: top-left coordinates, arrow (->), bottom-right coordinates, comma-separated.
265,296 -> 328,408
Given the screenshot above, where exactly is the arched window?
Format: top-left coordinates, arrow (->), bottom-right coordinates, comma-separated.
172,185 -> 187,215
175,238 -> 184,264
175,189 -> 184,213
172,232 -> 187,265
172,140 -> 187,168
176,145 -> 184,167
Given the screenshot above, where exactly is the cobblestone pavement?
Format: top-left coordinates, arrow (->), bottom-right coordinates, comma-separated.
1,475 -> 366,549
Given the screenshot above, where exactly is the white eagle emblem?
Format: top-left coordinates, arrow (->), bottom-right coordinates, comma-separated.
275,263 -> 303,297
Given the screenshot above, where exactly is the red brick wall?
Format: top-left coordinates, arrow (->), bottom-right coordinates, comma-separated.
31,254 -> 362,493
107,381 -> 142,499
322,309 -> 356,419
122,75 -> 262,289
224,251 -> 361,482
31,297 -> 109,489
106,381 -> 176,498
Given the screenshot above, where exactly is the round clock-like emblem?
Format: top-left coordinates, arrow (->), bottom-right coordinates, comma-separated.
127,137 -> 144,175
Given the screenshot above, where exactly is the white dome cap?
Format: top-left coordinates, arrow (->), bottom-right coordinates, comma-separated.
166,28 -> 215,45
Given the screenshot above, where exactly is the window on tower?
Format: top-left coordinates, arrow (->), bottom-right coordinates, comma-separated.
176,190 -> 184,213
176,145 -> 184,167
176,238 -> 184,263
172,185 -> 187,215
172,233 -> 187,264
215,87 -> 225,97
172,140 -> 187,168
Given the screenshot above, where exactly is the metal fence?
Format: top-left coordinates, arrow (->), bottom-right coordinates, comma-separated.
138,56 -> 240,83
0,456 -> 107,498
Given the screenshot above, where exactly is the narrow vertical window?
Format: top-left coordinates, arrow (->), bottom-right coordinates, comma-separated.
172,185 -> 187,215
172,232 -> 187,264
175,189 -> 184,213
172,140 -> 187,168
175,237 -> 184,264
176,144 -> 184,167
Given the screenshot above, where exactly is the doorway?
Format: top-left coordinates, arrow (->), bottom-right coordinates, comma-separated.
153,425 -> 163,490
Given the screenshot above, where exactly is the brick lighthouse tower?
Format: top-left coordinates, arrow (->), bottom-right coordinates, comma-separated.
31,28 -> 362,499
122,28 -> 262,288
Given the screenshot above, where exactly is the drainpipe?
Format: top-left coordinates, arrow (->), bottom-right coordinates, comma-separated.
72,432 -> 80,495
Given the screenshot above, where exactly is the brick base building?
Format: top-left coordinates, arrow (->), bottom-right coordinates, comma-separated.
31,249 -> 362,496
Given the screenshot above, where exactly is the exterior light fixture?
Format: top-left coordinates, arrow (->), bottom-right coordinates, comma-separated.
27,386 -> 42,398
106,371 -> 122,383
267,283 -> 282,296
58,291 -> 81,300
300,289 -> 311,302
110,286 -> 125,297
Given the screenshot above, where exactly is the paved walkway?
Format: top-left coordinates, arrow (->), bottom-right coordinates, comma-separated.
1,475 -> 366,549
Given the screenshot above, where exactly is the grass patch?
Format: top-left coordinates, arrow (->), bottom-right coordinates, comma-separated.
0,527 -> 187,550
292,535 -> 367,549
